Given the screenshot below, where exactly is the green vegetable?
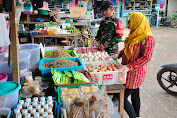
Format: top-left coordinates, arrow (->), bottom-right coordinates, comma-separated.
65,26 -> 78,34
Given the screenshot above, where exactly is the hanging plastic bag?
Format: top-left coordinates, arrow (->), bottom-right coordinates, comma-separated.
0,14 -> 10,47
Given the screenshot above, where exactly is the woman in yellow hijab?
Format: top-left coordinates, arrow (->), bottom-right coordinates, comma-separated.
108,12 -> 155,118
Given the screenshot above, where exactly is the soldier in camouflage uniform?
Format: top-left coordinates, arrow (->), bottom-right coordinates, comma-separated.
92,0 -> 124,106
92,0 -> 124,56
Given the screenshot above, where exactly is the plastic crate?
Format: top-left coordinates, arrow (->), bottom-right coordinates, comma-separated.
9,100 -> 58,118
44,50 -> 77,59
39,30 -> 48,35
39,57 -> 84,77
84,61 -> 127,85
56,103 -> 63,118
57,83 -> 100,104
47,29 -> 57,35
54,70 -> 95,87
30,31 -> 39,35
19,77 -> 57,100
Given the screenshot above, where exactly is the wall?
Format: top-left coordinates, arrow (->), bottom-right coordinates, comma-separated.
167,0 -> 177,16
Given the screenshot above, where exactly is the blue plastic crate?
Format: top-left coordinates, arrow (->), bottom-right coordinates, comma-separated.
10,100 -> 58,118
30,31 -> 39,35
39,57 -> 83,77
57,103 -> 63,118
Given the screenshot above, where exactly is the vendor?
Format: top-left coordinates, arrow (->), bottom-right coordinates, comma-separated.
108,12 -> 155,118
92,0 -> 124,55
92,0 -> 124,105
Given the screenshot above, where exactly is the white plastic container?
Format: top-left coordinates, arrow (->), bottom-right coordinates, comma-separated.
0,81 -> 21,108
0,107 -> 11,118
0,51 -> 31,81
19,44 -> 40,73
84,61 -> 127,85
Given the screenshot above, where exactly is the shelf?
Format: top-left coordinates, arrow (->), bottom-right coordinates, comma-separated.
19,21 -> 53,24
134,1 -> 149,2
135,5 -> 150,7
22,13 -> 50,16
125,6 -> 133,8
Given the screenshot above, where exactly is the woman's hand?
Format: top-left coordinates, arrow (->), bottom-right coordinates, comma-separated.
92,38 -> 97,47
118,65 -> 129,72
98,44 -> 105,51
106,54 -> 119,60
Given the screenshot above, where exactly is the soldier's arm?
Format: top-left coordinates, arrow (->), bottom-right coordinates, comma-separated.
113,19 -> 124,43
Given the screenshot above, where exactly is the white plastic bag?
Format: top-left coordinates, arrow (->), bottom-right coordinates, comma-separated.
0,14 -> 10,47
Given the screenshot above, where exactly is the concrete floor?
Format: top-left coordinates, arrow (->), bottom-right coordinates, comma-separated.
118,27 -> 177,118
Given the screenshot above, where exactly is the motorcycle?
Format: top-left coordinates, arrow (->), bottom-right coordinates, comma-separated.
160,11 -> 177,28
157,63 -> 177,95
170,12 -> 177,28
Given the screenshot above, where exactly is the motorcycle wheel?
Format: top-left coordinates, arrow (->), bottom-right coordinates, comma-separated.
157,68 -> 177,95
171,19 -> 177,28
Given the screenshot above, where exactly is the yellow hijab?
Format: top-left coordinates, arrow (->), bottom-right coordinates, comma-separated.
124,12 -> 153,59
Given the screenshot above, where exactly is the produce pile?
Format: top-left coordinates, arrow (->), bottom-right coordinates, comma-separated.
65,26 -> 78,34
51,69 -> 90,84
86,64 -> 121,72
78,52 -> 111,62
44,49 -> 72,58
60,87 -> 118,118
75,47 -> 101,54
42,59 -> 79,69
45,22 -> 60,27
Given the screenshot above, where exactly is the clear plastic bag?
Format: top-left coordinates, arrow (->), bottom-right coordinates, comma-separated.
60,86 -> 118,118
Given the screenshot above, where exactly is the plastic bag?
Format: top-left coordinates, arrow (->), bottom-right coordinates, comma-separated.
72,70 -> 90,83
64,71 -> 73,78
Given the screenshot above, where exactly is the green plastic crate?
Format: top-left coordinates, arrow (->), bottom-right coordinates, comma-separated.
57,83 -> 101,103
42,50 -> 77,59
19,77 -> 57,100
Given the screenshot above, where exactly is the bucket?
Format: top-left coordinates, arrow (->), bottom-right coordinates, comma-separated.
19,44 -> 40,73
0,51 -> 31,81
0,108 -> 11,118
0,81 -> 21,108
0,73 -> 8,82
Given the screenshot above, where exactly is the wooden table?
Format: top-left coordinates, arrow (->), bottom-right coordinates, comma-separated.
31,33 -> 78,47
106,84 -> 126,118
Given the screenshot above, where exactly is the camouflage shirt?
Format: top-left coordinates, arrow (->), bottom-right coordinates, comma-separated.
95,15 -> 124,55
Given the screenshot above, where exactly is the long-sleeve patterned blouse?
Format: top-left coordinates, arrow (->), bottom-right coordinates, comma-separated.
118,36 -> 155,89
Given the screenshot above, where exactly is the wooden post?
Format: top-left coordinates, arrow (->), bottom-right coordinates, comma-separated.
10,0 -> 20,83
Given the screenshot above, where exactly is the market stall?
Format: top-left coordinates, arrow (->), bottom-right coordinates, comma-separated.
0,0 -> 128,118
117,0 -> 153,27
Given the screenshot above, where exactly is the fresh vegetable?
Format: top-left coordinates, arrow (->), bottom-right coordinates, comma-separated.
45,22 -> 60,26
65,26 -> 78,34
